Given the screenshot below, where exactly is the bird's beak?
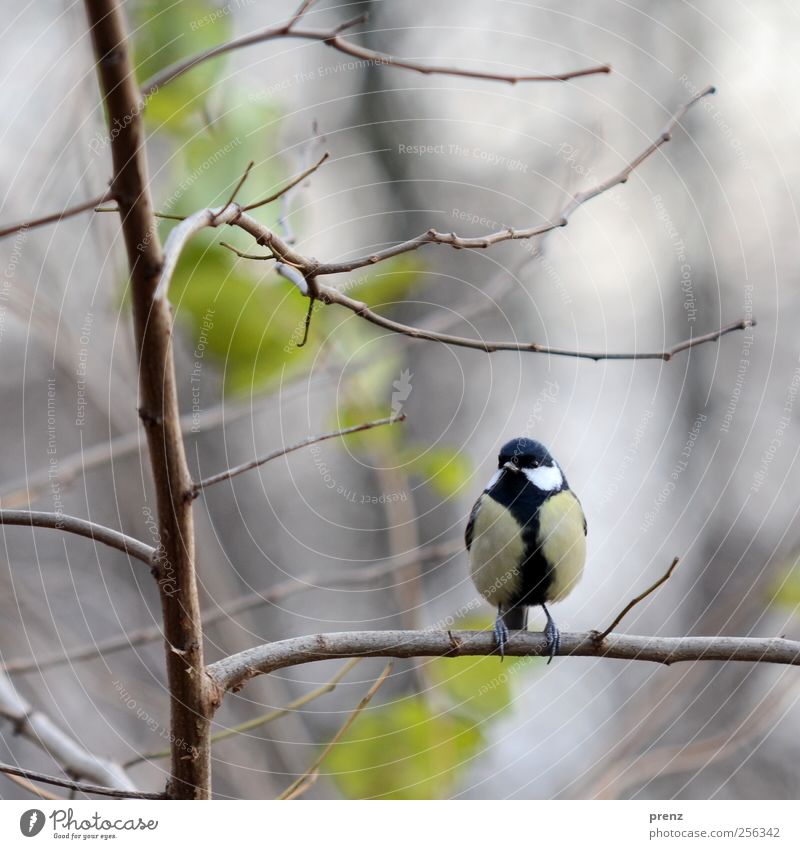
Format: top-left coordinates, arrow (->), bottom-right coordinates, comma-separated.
502,461 -> 519,473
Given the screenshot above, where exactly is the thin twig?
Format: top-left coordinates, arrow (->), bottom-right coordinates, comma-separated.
315,292 -> 754,361
0,191 -> 113,240
0,509 -> 155,565
139,14 -> 609,98
2,540 -> 461,675
0,763 -> 165,799
210,160 -> 254,223
593,557 -> 681,642
260,85 -> 718,277
220,242 -> 274,260
3,772 -> 63,800
241,152 -> 329,213
126,657 -> 362,767
208,630 -> 800,695
278,661 -> 393,800
190,414 -> 406,498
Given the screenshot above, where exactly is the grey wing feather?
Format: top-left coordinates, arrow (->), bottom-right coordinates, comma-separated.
465,496 -> 482,551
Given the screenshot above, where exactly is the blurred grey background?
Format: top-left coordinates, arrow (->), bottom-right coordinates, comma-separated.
0,0 -> 798,799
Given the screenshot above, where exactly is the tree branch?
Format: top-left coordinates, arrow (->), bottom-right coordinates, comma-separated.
0,509 -> 154,565
0,190 -> 112,241
85,0 -> 211,799
207,630 -> 800,695
190,414 -> 406,498
0,763 -> 164,799
139,11 -> 609,98
0,673 -> 135,792
229,85 -> 717,278
594,556 -> 681,642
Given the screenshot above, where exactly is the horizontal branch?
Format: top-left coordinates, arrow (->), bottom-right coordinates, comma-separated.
0,509 -> 155,565
236,85 -> 717,277
0,763 -> 164,799
0,190 -> 112,241
207,630 -> 800,694
140,12 -> 609,98
190,414 -> 406,498
316,293 -> 754,361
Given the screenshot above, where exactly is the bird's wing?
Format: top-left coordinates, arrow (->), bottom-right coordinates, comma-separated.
465,495 -> 483,551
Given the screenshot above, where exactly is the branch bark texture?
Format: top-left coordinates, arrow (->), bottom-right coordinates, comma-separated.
208,630 -> 800,694
84,0 -> 212,799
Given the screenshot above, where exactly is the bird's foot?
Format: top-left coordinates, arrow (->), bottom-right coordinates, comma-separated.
493,612 -> 509,661
542,603 -> 560,664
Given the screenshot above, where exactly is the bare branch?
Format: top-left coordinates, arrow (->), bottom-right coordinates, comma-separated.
3,772 -> 63,800
208,630 -> 800,695
241,152 -> 329,213
139,15 -> 609,99
190,414 -> 406,498
0,673 -> 135,791
0,763 -> 164,799
0,509 -> 154,565
315,291 -> 754,361
2,540 -> 461,675
297,30 -> 610,84
153,203 -> 244,301
0,190 -> 112,241
290,86 -> 717,276
210,160 -> 254,223
278,661 -> 393,800
593,556 -> 681,642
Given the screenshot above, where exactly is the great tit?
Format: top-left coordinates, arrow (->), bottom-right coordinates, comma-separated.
465,437 -> 587,662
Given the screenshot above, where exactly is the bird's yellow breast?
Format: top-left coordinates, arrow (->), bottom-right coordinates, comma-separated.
468,495 -> 524,606
536,490 -> 586,601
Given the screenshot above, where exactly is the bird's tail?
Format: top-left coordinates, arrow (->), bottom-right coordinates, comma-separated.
501,605 -> 528,631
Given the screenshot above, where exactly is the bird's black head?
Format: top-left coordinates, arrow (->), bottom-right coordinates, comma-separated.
497,437 -> 554,471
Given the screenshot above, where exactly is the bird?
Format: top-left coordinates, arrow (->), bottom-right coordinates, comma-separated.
465,437 -> 587,662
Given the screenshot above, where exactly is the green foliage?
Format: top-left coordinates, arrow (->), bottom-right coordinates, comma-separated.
326,695 -> 482,800
133,0 -> 231,130
770,554 -> 800,609
327,620 -> 538,799
168,237 -> 314,393
401,444 -> 472,498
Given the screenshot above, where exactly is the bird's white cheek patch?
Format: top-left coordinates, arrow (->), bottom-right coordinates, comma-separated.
523,464 -> 563,491
483,468 -> 503,491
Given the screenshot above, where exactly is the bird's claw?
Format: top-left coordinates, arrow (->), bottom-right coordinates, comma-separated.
541,603 -> 560,664
493,614 -> 509,661
544,619 -> 560,664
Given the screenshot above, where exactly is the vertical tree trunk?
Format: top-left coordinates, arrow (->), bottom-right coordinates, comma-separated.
83,0 -> 213,799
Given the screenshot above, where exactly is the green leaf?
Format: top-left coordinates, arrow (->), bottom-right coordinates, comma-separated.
770,555 -> 800,609
402,444 -> 472,497
326,696 -> 482,799
132,0 -> 231,131
168,237 -> 316,392
430,616 -> 539,718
